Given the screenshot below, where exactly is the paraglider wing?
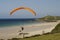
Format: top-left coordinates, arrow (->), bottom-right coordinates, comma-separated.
10,7 -> 36,16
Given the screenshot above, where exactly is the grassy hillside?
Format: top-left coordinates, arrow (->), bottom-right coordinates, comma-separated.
51,23 -> 60,33
38,16 -> 60,21
10,33 -> 60,40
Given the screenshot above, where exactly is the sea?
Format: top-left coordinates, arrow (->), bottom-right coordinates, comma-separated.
0,19 -> 38,28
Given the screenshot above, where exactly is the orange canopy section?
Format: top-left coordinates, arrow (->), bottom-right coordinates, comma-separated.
10,7 -> 36,16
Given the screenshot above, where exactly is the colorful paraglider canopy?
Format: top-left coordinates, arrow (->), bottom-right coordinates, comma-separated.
10,7 -> 36,16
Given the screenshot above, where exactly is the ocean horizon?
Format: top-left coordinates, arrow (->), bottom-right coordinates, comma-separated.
0,19 -> 39,27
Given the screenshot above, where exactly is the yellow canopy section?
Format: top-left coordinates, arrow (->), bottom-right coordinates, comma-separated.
10,7 -> 36,16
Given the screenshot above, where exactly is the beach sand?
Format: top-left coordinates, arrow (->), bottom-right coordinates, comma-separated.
0,21 -> 60,40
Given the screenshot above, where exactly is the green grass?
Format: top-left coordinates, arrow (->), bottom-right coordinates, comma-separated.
23,33 -> 60,40
38,16 -> 60,21
51,23 -> 60,33
11,33 -> 60,40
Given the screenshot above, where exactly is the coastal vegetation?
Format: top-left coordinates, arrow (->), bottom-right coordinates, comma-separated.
51,23 -> 60,33
37,15 -> 60,22
8,33 -> 60,40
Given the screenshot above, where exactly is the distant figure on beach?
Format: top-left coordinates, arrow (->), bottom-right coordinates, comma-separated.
21,26 -> 24,31
19,26 -> 24,32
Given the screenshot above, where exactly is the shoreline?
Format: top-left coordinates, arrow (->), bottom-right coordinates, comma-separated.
0,21 -> 60,39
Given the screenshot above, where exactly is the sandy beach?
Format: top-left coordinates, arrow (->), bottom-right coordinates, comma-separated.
0,21 -> 60,40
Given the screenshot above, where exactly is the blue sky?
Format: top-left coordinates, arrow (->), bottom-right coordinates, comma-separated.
0,0 -> 60,19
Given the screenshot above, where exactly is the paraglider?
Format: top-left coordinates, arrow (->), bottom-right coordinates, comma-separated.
10,7 -> 36,16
